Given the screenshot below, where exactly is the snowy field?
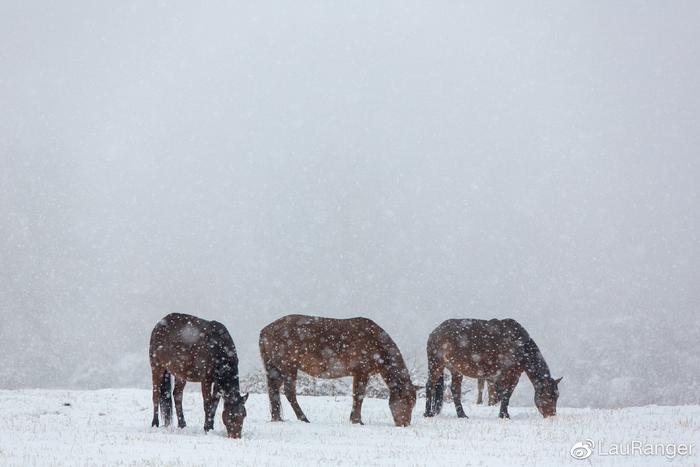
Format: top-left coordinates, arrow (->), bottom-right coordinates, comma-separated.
0,389 -> 697,466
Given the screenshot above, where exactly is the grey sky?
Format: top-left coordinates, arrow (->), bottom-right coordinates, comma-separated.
1,1 -> 698,407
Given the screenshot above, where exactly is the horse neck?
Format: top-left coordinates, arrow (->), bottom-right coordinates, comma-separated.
377,345 -> 412,394
216,365 -> 241,398
211,346 -> 241,396
521,338 -> 552,389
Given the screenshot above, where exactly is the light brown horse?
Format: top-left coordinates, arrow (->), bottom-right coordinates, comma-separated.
149,313 -> 249,438
259,314 -> 417,426
424,318 -> 561,419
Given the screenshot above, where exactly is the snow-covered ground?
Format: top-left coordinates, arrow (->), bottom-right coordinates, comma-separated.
0,389 -> 697,466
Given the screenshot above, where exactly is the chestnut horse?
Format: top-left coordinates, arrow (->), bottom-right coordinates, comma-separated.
259,314 -> 417,426
424,318 -> 561,419
149,313 -> 249,438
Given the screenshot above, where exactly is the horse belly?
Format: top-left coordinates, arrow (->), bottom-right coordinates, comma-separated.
298,350 -> 357,379
447,346 -> 499,380
449,361 -> 488,379
158,344 -> 208,381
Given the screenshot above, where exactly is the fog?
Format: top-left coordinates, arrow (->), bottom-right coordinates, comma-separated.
1,1 -> 698,408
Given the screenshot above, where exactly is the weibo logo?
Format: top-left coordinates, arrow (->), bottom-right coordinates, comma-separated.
570,439 -> 595,460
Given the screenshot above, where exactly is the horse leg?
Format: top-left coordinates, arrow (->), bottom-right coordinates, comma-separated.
266,368 -> 284,422
497,379 -> 516,419
173,377 -> 187,428
283,371 -> 310,423
476,378 -> 484,405
350,373 -> 368,424
201,380 -> 215,431
150,366 -> 164,427
152,368 -> 172,427
498,396 -> 511,419
487,381 -> 498,406
424,361 -> 445,417
209,383 -> 221,429
450,372 -> 468,418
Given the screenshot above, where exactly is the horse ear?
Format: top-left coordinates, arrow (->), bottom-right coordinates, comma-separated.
242,392 -> 249,403
555,377 -> 563,385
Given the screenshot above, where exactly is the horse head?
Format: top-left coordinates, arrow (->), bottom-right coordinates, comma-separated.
534,376 -> 562,418
222,391 -> 249,438
388,383 -> 417,427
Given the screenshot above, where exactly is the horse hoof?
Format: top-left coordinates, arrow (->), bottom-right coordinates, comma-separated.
151,421 -> 159,428
178,422 -> 186,429
301,417 -> 311,423
457,413 -> 468,419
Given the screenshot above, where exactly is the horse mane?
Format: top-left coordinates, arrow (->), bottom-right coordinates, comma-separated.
501,319 -> 553,384
373,324 -> 412,393
208,320 -> 241,396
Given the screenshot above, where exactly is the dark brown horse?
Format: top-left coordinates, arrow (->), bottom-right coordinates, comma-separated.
259,314 -> 417,426
476,378 -> 497,405
424,318 -> 561,419
149,313 -> 249,438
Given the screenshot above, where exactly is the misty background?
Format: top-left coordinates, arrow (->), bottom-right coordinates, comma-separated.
1,1 -> 698,408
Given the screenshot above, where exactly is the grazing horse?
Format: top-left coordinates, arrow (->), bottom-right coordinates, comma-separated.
259,314 -> 417,426
149,313 -> 249,438
476,378 -> 497,406
424,318 -> 561,419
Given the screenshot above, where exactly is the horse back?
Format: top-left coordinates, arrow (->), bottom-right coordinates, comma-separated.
427,318 -> 530,377
259,314 -> 398,377
149,313 -> 238,381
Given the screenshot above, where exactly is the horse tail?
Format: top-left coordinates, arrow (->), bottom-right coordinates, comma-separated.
424,355 -> 445,417
433,374 -> 445,415
424,374 -> 433,417
159,370 -> 172,425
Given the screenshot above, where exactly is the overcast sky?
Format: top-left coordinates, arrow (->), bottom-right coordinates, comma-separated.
1,1 -> 698,407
